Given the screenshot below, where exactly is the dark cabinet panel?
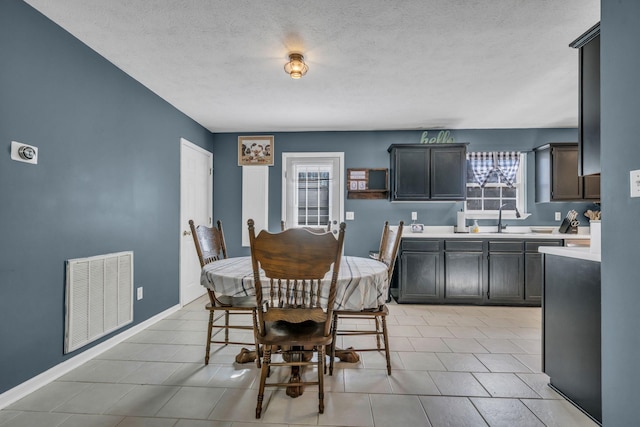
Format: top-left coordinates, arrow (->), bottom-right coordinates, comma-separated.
584,175 -> 601,200
388,144 -> 467,201
430,147 -> 467,200
571,23 -> 600,176
444,252 -> 484,301
524,253 -> 543,301
393,148 -> 430,200
534,143 -> 600,202
543,254 -> 601,423
398,249 -> 441,303
579,32 -> 601,176
552,146 -> 583,200
525,240 -> 562,302
488,252 -> 524,302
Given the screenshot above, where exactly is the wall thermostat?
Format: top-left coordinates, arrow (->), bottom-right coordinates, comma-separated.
11,141 -> 38,164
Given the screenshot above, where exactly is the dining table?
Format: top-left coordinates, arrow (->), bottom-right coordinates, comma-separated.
200,255 -> 389,311
200,255 -> 389,396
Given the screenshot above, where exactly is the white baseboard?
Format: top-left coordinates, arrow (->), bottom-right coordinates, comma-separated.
0,304 -> 181,410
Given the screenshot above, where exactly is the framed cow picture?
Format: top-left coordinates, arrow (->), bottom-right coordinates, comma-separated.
238,135 -> 274,166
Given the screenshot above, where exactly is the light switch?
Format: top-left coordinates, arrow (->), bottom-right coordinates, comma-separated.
630,170 -> 640,198
346,211 -> 354,220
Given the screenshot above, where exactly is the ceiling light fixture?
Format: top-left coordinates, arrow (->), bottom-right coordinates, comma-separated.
284,53 -> 308,79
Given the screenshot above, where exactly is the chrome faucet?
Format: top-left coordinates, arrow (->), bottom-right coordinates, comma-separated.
497,203 -> 521,233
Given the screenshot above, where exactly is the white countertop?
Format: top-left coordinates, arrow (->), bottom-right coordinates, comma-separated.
397,225 -> 591,240
538,246 -> 601,262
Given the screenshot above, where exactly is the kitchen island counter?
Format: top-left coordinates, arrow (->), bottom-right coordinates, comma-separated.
538,245 -> 600,262
542,249 -> 601,424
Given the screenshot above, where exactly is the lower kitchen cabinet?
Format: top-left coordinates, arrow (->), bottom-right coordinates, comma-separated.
397,240 -> 442,303
488,253 -> 524,302
444,240 -> 484,303
524,240 -> 562,302
397,237 -> 565,305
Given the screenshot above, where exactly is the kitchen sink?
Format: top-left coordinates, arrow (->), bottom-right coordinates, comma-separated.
500,229 -> 531,234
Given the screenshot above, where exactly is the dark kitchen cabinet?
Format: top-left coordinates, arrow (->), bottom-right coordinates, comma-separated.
543,254 -> 601,423
396,237 -> 571,306
443,240 -> 484,303
388,144 -> 467,201
584,175 -> 601,200
570,23 -> 600,176
397,239 -> 442,303
487,241 -> 524,303
524,240 -> 562,302
534,143 -> 600,202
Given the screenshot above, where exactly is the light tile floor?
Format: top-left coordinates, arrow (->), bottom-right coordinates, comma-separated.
0,297 -> 599,426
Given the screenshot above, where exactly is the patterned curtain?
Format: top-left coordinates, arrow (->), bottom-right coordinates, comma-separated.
466,151 -> 520,188
467,152 -> 494,187
494,151 -> 520,187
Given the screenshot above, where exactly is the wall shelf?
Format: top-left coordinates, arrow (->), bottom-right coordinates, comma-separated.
347,168 -> 388,199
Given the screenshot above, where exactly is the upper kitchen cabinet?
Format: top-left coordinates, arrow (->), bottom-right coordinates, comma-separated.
570,23 -> 600,176
388,143 -> 468,201
534,143 -> 600,202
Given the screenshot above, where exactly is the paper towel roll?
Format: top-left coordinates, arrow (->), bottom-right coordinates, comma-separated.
457,211 -> 466,231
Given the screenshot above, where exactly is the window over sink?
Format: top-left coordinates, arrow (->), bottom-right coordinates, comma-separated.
464,152 -> 527,219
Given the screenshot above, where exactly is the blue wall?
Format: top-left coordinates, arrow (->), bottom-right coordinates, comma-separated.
212,130 -> 597,257
601,1 -> 640,425
0,0 -> 214,393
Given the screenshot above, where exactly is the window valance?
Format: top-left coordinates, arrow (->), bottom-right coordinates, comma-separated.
466,151 -> 521,187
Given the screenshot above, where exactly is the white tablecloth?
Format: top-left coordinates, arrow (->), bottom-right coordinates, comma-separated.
200,256 -> 388,311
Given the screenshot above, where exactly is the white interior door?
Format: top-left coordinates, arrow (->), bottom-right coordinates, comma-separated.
180,138 -> 213,306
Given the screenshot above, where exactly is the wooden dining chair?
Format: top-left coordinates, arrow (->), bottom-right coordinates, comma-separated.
248,218 -> 346,418
189,219 -> 260,367
330,220 -> 403,375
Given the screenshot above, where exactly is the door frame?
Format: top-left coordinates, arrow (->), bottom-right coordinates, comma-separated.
179,137 -> 213,307
281,152 -> 345,228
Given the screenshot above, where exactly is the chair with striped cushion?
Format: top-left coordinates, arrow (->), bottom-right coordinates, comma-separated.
189,219 -> 260,367
329,220 -> 403,375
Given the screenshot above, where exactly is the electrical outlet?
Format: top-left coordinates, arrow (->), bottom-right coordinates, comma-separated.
345,211 -> 354,220
630,170 -> 640,198
137,287 -> 143,300
555,212 -> 561,221
411,212 -> 418,221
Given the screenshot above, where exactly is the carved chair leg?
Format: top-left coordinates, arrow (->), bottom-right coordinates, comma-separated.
329,312 -> 338,375
256,345 -> 271,418
224,310 -> 230,344
318,345 -> 325,414
381,315 -> 391,375
205,310 -> 214,365
375,316 -> 382,349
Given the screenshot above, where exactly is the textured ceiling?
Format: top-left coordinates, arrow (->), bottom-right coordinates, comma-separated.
23,0 -> 600,133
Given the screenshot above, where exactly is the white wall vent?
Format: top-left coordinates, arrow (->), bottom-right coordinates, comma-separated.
64,251 -> 134,354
